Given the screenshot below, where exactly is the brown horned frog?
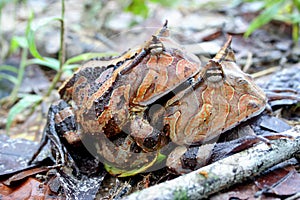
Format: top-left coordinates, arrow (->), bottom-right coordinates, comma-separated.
30,21 -> 266,177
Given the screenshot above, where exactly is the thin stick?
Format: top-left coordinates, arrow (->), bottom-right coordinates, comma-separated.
123,126 -> 300,200
251,66 -> 281,79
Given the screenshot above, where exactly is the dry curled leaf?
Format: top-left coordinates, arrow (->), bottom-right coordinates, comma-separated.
0,177 -> 58,200
255,167 -> 300,196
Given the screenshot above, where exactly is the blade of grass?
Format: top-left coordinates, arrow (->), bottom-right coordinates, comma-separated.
8,47 -> 28,105
150,0 -> 179,7
244,0 -> 285,37
27,57 -> 60,71
293,0 -> 300,11
0,73 -> 18,84
0,65 -> 18,73
6,94 -> 43,133
292,22 -> 299,43
10,36 -> 28,53
125,0 -> 149,18
62,64 -> 79,71
64,52 -> 118,65
26,12 -> 44,60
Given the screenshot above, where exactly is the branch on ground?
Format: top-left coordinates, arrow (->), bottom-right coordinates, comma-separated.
123,125 -> 300,200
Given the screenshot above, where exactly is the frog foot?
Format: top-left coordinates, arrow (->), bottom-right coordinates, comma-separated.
166,143 -> 215,174
166,133 -> 294,174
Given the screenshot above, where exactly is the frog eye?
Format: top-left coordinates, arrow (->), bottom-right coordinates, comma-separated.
236,77 -> 247,85
149,36 -> 164,55
204,61 -> 225,84
150,45 -> 164,55
248,100 -> 259,108
205,68 -> 223,83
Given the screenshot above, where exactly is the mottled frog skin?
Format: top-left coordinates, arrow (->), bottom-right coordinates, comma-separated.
30,22 -> 266,176
163,38 -> 267,173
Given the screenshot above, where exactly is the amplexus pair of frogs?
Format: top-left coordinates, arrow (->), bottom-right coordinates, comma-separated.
29,21 -> 267,177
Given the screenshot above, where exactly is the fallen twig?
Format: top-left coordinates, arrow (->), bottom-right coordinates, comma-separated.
242,51 -> 253,72
251,66 -> 281,79
123,126 -> 300,200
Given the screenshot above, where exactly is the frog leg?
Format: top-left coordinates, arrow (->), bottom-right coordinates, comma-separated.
166,132 -> 294,174
129,115 -> 168,152
28,100 -> 78,171
166,143 -> 215,174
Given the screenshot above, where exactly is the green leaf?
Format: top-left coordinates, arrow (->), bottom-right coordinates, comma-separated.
0,73 -> 18,84
244,1 -> 285,37
0,65 -> 18,73
105,154 -> 155,177
156,152 -> 167,163
6,94 -> 43,132
125,0 -> 149,18
62,64 -> 80,71
25,16 -> 62,59
0,65 -> 18,84
10,36 -> 28,53
293,0 -> 300,11
27,30 -> 44,60
0,0 -> 11,9
64,52 -> 118,65
26,12 -> 44,60
27,57 -> 60,71
288,12 -> 300,23
150,0 -> 178,7
104,152 -> 167,177
292,22 -> 299,43
35,17 -> 62,28
61,69 -> 75,77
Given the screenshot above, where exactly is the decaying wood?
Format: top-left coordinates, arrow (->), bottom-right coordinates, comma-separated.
123,126 -> 300,200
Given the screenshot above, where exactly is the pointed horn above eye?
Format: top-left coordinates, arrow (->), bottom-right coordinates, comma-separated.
223,35 -> 232,51
156,20 -> 169,37
213,35 -> 236,63
151,35 -> 159,42
163,20 -> 168,28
